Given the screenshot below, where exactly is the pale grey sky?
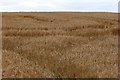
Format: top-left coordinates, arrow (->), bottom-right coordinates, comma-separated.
0,0 -> 119,12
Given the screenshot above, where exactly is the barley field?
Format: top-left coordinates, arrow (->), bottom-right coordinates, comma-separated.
2,12 -> 118,78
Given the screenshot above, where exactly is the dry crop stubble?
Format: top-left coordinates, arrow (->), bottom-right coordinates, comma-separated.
2,12 -> 118,78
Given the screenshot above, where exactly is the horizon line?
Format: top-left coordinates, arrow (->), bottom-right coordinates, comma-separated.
1,11 -> 118,13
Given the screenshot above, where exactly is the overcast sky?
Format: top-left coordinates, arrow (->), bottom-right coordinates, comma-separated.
0,0 -> 119,12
